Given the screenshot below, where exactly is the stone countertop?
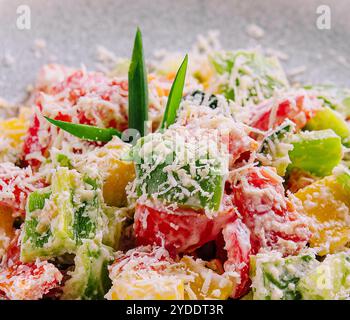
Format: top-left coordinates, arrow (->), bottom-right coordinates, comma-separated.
0,0 -> 349,103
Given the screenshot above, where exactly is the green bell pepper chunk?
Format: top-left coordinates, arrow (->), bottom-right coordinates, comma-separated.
61,239 -> 113,300
288,129 -> 342,177
305,107 -> 350,147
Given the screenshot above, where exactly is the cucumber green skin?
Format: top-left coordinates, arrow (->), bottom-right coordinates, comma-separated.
259,121 -> 293,176
21,190 -> 53,259
133,136 -> 225,212
250,253 -> 319,300
259,123 -> 293,155
298,253 -> 350,300
304,85 -> 350,118
61,240 -> 113,300
21,170 -> 76,262
336,171 -> 350,193
56,153 -> 73,169
21,168 -> 105,263
27,189 -> 51,213
211,50 -> 289,104
305,107 -> 350,147
288,129 -> 342,177
102,206 -> 129,250
136,159 -> 224,212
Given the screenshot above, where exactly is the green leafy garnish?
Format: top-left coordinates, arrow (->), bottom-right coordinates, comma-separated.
128,27 -> 149,137
45,117 -> 121,142
160,54 -> 188,129
44,29 -> 186,142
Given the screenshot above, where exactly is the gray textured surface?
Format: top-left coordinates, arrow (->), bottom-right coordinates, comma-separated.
0,0 -> 349,103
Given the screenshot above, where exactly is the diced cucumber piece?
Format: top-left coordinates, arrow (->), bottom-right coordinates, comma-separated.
102,206 -> 132,250
73,175 -> 105,245
21,168 -> 106,262
298,252 -> 350,300
22,189 -> 53,252
185,90 -> 219,109
51,167 -> 76,244
304,85 -> 350,118
258,120 -> 294,176
251,250 -> 350,300
250,251 -> 319,300
335,168 -> 350,193
56,153 -> 73,169
132,130 -> 227,212
61,240 -> 113,300
21,170 -> 77,262
305,107 -> 350,146
109,58 -> 130,77
27,188 -> 51,213
288,129 -> 342,177
211,50 -> 289,105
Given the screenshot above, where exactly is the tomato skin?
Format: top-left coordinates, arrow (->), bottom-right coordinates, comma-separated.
2,231 -> 21,265
0,231 -> 62,300
21,114 -> 43,169
219,166 -> 310,299
112,245 -> 173,275
0,166 -> 45,215
249,95 -> 320,131
22,70 -> 130,169
134,199 -> 236,256
222,219 -> 252,298
0,261 -> 62,300
231,166 -> 311,256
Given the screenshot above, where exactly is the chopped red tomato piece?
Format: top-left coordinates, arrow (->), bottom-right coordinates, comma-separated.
230,166 -> 311,256
22,69 -> 129,168
112,245 -> 173,275
0,260 -> 62,300
0,231 -> 62,300
0,163 -> 45,215
222,219 -> 252,298
2,231 -> 21,265
175,105 -> 259,168
21,114 -> 44,169
249,95 -> 321,131
134,196 -> 236,256
34,64 -> 75,95
286,168 -> 318,193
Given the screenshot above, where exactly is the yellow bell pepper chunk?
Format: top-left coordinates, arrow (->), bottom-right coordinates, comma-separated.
193,66 -> 214,90
181,256 -> 233,300
88,139 -> 135,207
295,173 -> 350,255
107,274 -> 185,300
0,206 -> 15,257
0,108 -> 31,147
102,157 -> 135,207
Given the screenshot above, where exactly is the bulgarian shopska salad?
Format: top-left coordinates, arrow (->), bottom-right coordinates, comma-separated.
1,29 -> 350,300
